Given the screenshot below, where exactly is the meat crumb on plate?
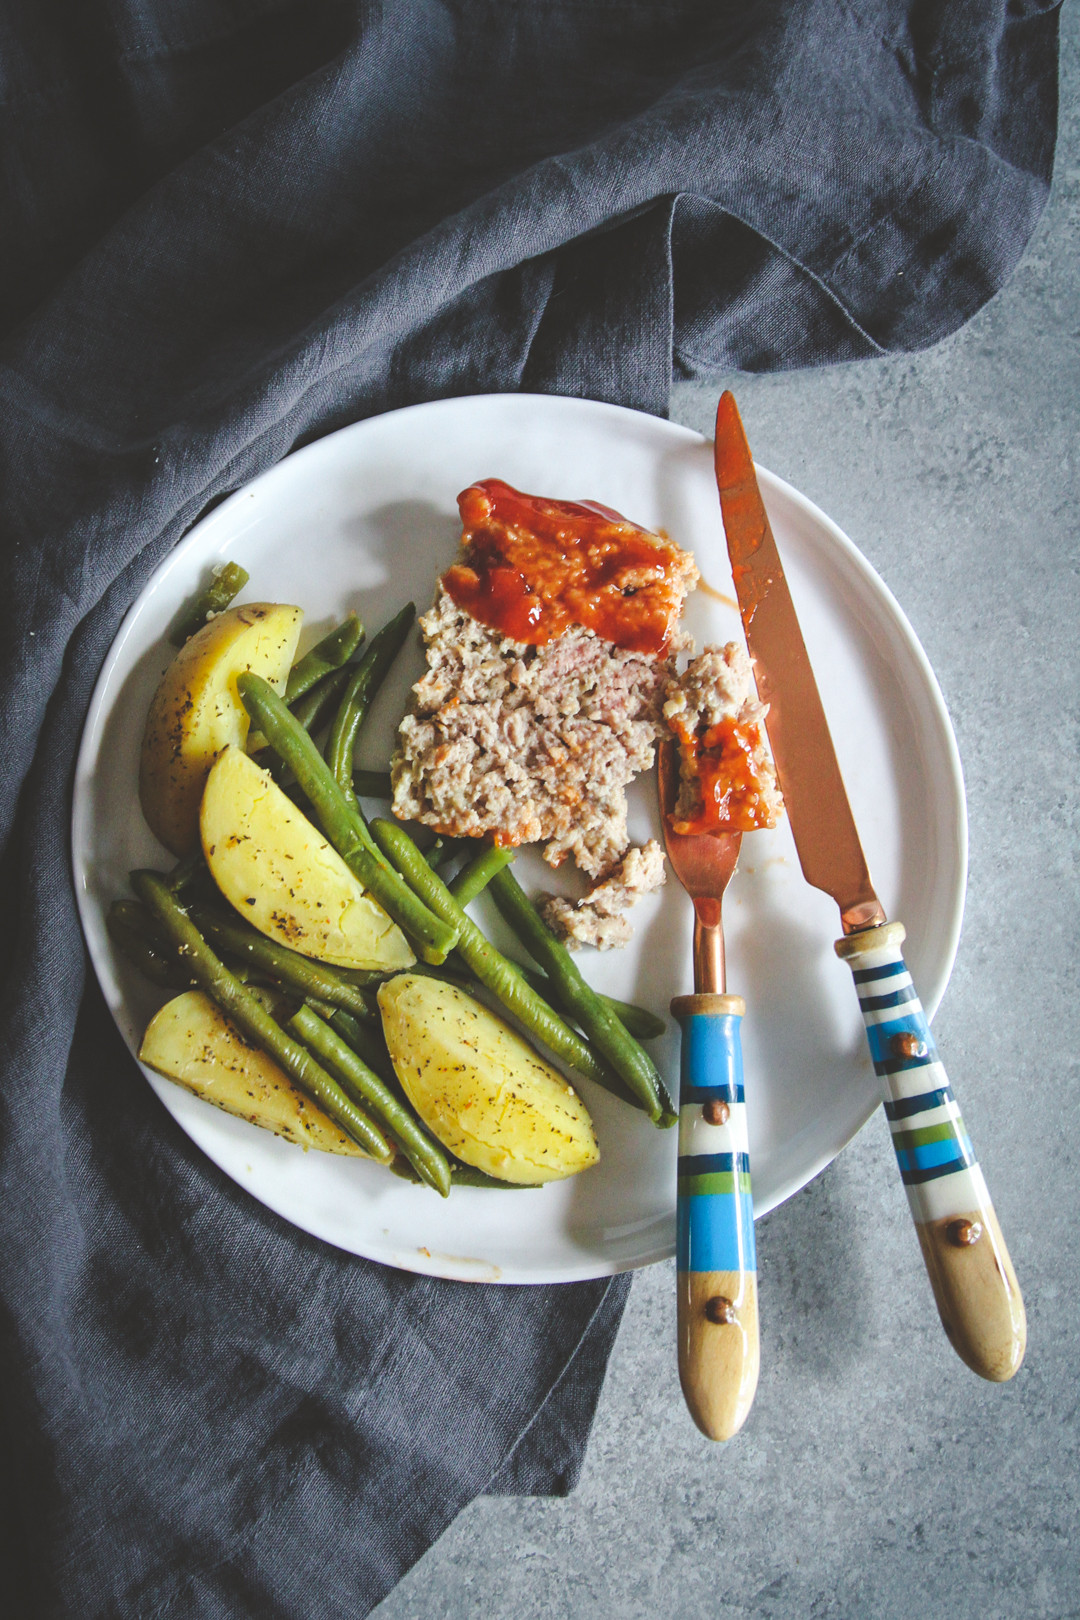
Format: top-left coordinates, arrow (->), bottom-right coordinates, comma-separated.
540,839 -> 667,951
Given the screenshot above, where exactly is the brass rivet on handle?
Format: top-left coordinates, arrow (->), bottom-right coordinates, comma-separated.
704,1295 -> 737,1326
703,1098 -> 730,1126
890,1030 -> 927,1060
946,1218 -> 982,1248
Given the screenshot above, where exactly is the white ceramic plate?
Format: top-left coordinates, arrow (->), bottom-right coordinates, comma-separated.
72,394 -> 966,1284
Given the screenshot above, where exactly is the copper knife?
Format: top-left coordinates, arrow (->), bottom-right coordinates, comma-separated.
713,390 -> 1025,1382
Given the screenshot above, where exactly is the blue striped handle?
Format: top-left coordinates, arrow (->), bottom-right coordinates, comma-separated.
837,922 -> 1025,1381
674,992 -> 759,1440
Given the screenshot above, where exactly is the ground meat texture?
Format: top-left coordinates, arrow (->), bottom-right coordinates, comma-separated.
663,643 -> 783,833
541,840 -> 667,951
393,586 -> 692,879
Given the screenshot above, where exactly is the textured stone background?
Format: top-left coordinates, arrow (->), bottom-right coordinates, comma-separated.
375,13 -> 1079,1617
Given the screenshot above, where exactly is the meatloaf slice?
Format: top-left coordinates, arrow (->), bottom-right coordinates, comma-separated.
392,584 -> 689,878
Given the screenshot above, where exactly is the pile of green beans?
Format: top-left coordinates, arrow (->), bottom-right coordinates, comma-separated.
114,885 -> 459,1186
488,867 -> 673,1123
133,872 -> 396,1164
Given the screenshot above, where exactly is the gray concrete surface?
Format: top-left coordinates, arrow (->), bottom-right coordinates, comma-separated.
375,16 -> 1079,1619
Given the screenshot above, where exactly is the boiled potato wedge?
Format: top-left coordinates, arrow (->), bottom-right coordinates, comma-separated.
201,746 -> 414,970
139,990 -> 369,1156
139,601 -> 303,855
377,974 -> 599,1185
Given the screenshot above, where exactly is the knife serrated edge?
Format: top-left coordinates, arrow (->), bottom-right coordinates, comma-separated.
712,391 -> 886,934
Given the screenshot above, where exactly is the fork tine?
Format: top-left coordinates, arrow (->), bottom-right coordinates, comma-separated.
658,741 -> 740,989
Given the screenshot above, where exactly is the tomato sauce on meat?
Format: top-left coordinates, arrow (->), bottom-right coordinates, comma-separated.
442,478 -> 690,657
669,716 -> 777,835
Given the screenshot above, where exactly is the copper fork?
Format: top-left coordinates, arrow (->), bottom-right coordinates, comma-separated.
659,740 -> 759,1441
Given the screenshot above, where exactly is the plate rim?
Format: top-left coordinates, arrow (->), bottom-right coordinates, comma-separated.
71,392 -> 968,1283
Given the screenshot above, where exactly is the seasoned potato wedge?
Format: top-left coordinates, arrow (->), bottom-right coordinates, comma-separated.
201,746 -> 414,970
139,990 -> 369,1156
377,974 -> 599,1185
139,601 -> 303,855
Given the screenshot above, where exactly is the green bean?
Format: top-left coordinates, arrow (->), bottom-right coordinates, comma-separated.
327,605 -> 415,806
388,1157 -> 535,1191
254,663 -> 357,783
188,904 -> 378,1018
108,897 -> 265,989
368,819 -> 646,1114
353,769 -> 392,800
437,847 -> 662,1036
315,962 -> 395,989
107,904 -> 192,989
305,995 -> 343,1020
323,1007 -> 400,1087
488,868 -> 670,1121
451,1163 -> 540,1189
285,614 -> 364,702
237,673 -> 459,965
603,998 -> 665,1042
305,1000 -> 401,1089
449,844 -> 517,906
289,665 -> 353,734
109,897 -> 172,950
131,871 -> 394,1161
513,963 -> 666,1042
289,1005 -> 451,1196
169,561 -> 249,645
165,849 -> 207,895
425,836 -> 463,870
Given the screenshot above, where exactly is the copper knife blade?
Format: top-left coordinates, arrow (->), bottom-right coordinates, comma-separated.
713,390 -> 886,935
710,390 -> 1026,1384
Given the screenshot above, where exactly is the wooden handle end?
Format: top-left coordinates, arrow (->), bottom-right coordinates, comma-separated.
915,1204 -> 1026,1382
677,1269 -> 759,1440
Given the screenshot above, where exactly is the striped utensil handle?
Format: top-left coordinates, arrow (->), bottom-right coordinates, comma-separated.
836,922 -> 1026,1381
673,992 -> 759,1440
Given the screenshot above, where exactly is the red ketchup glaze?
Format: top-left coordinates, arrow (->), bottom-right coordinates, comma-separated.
670,717 -> 775,836
442,478 -> 688,657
